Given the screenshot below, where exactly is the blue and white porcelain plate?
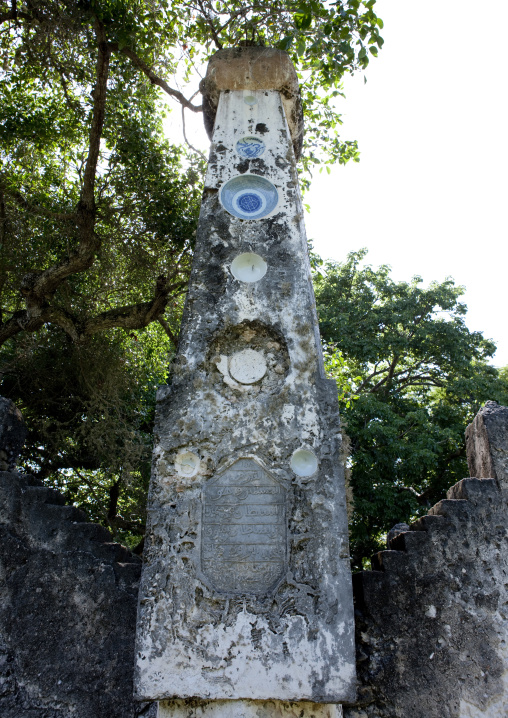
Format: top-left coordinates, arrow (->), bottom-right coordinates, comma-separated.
236,136 -> 265,159
220,175 -> 279,220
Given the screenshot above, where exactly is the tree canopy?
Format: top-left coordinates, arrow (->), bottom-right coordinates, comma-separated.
314,250 -> 508,569
2,2 -> 505,563
0,0 -> 384,547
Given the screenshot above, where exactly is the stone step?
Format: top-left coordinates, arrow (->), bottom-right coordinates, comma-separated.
371,549 -> 409,572
389,529 -> 428,553
411,514 -> 447,532
447,477 -> 499,502
428,498 -> 469,520
36,503 -> 88,524
0,473 -> 140,567
65,521 -> 113,544
22,484 -> 67,506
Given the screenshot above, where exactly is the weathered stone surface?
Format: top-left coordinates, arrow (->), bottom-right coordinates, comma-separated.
0,395 -> 27,470
201,458 -> 287,595
135,82 -> 355,703
200,47 -> 304,159
386,522 -> 409,548
466,400 -> 508,486
0,469 -> 150,718
344,403 -> 508,718
159,698 -> 343,718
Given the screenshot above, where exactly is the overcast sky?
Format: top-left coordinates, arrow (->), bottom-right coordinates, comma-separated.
166,0 -> 508,366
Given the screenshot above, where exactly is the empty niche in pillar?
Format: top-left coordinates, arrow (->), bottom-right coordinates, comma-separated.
208,321 -> 289,399
201,457 -> 287,595
220,175 -> 279,220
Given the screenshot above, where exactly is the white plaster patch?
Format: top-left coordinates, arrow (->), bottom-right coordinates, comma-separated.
425,605 -> 437,618
282,405 -> 294,423
174,452 -> 200,478
229,349 -> 267,384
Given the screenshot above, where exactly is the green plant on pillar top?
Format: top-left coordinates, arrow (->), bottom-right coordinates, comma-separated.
184,0 -> 382,181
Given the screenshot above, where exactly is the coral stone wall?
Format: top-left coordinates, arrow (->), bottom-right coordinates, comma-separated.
0,469 -> 152,718
345,402 -> 508,718
1,397 -> 507,717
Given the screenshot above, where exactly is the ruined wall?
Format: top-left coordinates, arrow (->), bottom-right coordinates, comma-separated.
0,465 -> 153,718
345,401 -> 508,718
1,392 -> 507,717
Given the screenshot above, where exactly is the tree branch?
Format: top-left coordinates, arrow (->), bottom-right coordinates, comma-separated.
182,103 -> 207,160
158,316 -> 178,345
82,278 -> 187,336
0,274 -> 187,346
0,305 -> 79,345
26,18 -> 109,300
0,0 -> 31,24
387,353 -> 399,381
0,18 -> 111,347
109,43 -> 203,112
80,19 -> 110,214
196,0 -> 223,49
3,185 -> 75,221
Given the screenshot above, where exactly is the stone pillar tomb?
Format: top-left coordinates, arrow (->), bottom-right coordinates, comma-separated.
134,47 -> 356,718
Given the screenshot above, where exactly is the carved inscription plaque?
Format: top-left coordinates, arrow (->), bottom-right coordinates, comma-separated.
202,458 -> 287,594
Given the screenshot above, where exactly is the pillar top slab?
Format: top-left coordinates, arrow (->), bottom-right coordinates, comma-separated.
200,46 -> 304,158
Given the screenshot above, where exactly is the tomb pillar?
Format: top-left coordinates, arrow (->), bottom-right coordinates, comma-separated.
134,47 -> 356,717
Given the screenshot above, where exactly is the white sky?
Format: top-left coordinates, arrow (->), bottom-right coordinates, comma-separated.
165,0 -> 508,366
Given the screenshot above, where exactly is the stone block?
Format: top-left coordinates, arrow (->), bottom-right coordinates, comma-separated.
158,699 -> 343,718
466,400 -> 508,486
200,46 -> 304,158
0,470 -> 146,718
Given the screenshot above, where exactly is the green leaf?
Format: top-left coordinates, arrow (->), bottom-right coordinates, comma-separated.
277,35 -> 294,51
294,12 -> 313,30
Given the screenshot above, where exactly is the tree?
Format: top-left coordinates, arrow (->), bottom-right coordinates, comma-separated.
314,250 -> 508,570
0,1 -> 384,546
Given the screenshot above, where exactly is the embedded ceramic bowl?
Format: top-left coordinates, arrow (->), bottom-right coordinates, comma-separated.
236,136 -> 266,159
220,175 -> 279,220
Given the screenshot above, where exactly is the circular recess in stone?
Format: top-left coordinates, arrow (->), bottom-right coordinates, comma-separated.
290,449 -> 318,477
220,175 -> 279,220
244,95 -> 257,106
229,348 -> 267,384
174,451 -> 200,478
236,136 -> 265,159
231,252 -> 267,283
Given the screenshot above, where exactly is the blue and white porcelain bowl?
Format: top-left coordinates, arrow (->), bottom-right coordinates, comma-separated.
220,175 -> 279,220
236,136 -> 265,159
